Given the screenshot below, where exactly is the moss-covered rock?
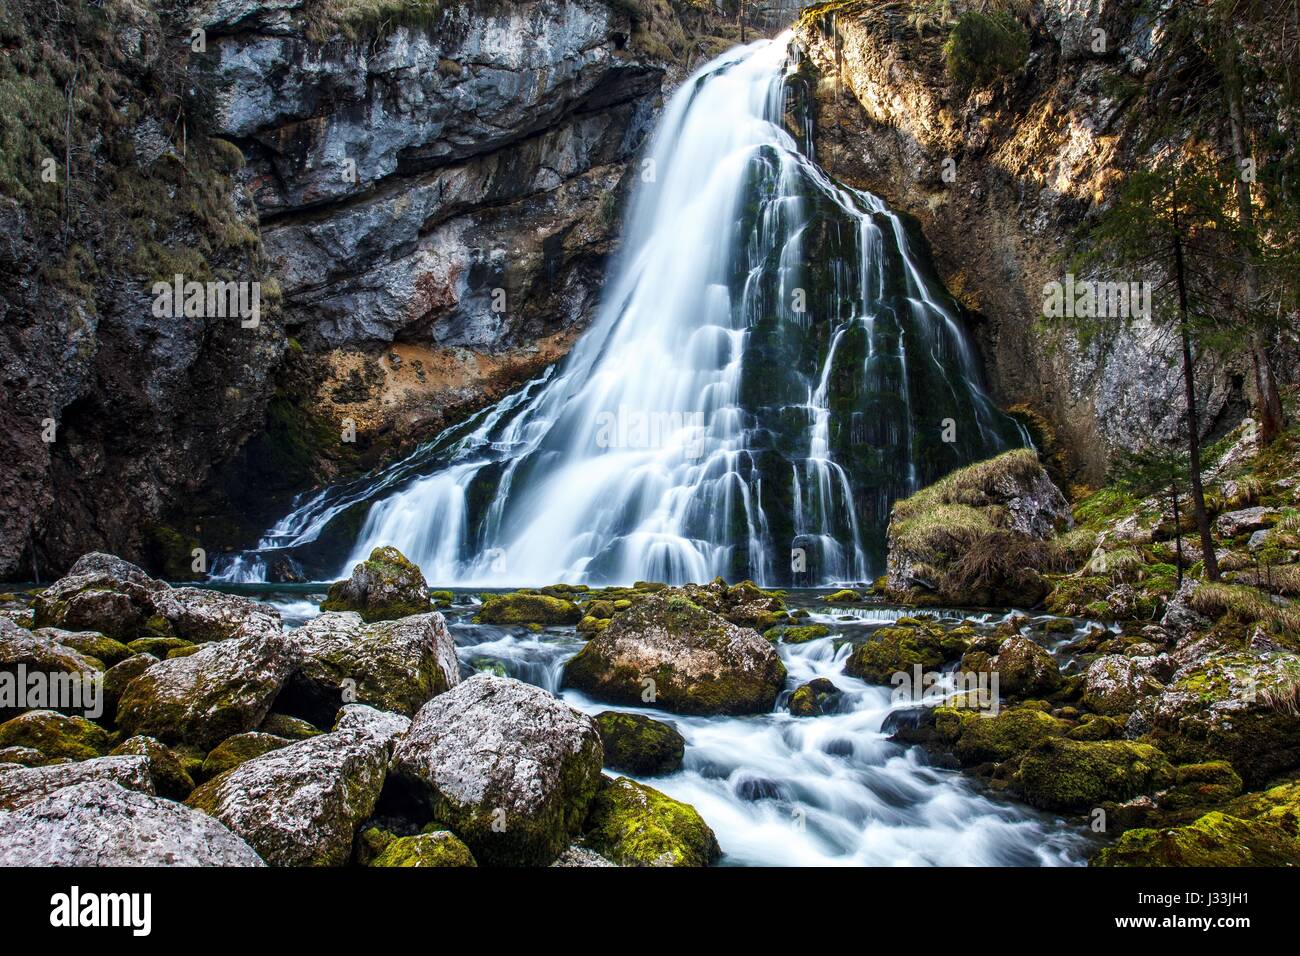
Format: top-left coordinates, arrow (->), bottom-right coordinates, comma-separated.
561,594 -> 785,715
595,711 -> 685,776
988,635 -> 1060,697
199,732 -> 292,782
844,620 -> 949,683
36,628 -> 132,668
1067,714 -> 1124,741
821,589 -> 861,603
278,611 -> 459,725
582,776 -> 720,867
100,653 -> 158,725
1017,738 -> 1175,811
126,636 -> 192,657
319,546 -> 433,622
110,735 -> 195,800
369,831 -> 478,867
258,712 -> 323,740
0,709 -> 111,761
763,623 -> 830,644
788,677 -> 843,717
389,675 -> 604,866
1094,810 -> 1300,866
30,554 -> 166,642
1157,761 -> 1243,812
1080,653 -> 1167,715
475,591 -> 583,626
934,705 -> 1067,765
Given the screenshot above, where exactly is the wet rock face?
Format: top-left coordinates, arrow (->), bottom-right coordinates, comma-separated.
389,675 -> 604,866
561,593 -> 787,715
0,781 -> 265,867
793,4 -> 1255,481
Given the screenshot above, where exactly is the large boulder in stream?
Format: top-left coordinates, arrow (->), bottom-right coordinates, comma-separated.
0,781 -> 264,866
115,630 -> 298,750
186,705 -> 408,867
389,675 -> 604,866
320,546 -> 433,622
595,711 -> 685,776
561,593 -> 786,715
278,610 -> 459,725
582,776 -> 721,867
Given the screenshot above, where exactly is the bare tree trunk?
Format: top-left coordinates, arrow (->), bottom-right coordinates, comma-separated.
1221,37 -> 1286,443
1170,475 -> 1183,588
1173,226 -> 1221,581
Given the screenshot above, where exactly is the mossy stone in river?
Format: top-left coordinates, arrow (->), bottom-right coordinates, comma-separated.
1017,738 -> 1174,812
561,594 -> 785,716
934,705 -> 1067,765
320,546 -> 433,622
844,621 -> 948,683
821,589 -> 861,603
0,710 -> 111,761
595,711 -> 685,776
988,635 -> 1060,698
370,831 -> 478,867
127,636 -> 192,657
789,677 -> 843,717
110,735 -> 195,800
475,591 -> 583,626
582,777 -> 720,867
1094,811 -> 1300,866
763,623 -> 830,644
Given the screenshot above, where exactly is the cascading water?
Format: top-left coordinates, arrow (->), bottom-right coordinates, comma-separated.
216,34 -> 1025,587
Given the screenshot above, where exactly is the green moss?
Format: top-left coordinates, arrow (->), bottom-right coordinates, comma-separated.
1018,738 -> 1175,811
198,732 -> 291,782
595,711 -> 685,776
943,10 -> 1029,87
788,677 -> 842,717
320,545 -> 432,622
582,777 -> 720,867
475,591 -> 582,626
763,623 -> 830,644
0,710 -> 111,761
844,621 -> 952,683
126,636 -> 193,657
49,631 -> 133,668
1094,811 -> 1300,866
369,831 -> 478,867
935,705 -> 1067,765
821,589 -> 862,603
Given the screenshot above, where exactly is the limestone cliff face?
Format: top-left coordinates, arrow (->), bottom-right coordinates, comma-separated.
792,0 -> 1262,483
0,0 -> 684,578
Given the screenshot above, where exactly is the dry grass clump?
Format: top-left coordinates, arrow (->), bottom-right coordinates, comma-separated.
1189,582 -> 1300,635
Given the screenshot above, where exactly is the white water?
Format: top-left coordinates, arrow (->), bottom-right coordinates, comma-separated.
215,35 -> 1022,587
447,610 -> 1088,866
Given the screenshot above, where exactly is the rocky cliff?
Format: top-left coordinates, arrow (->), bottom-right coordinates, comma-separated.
1,0 -> 736,578
792,0 -> 1295,484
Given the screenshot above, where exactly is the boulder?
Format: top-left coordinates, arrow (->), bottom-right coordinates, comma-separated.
581,776 -> 720,867
101,653 -> 158,723
258,712 -> 323,739
186,705 -> 408,866
320,546 -> 433,622
110,735 -> 195,799
595,711 -> 685,776
36,627 -> 133,667
0,618 -> 103,720
150,587 -> 282,643
1081,654 -> 1167,715
369,831 -> 477,867
0,754 -> 154,811
1017,738 -> 1175,811
199,732 -> 292,781
475,591 -> 582,626
844,620 -> 951,683
278,611 -> 459,726
389,675 -> 604,865
30,553 -> 165,641
988,636 -> 1061,697
763,623 -> 830,644
0,709 -> 110,761
1131,649 -> 1300,786
551,845 -> 616,867
561,594 -> 786,715
1094,810 -> 1299,866
1215,507 -> 1278,538
934,705 -> 1068,766
116,631 -> 298,749
788,677 -> 844,717
0,781 -> 264,866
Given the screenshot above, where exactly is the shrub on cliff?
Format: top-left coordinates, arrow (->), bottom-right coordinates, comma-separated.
943,10 -> 1029,87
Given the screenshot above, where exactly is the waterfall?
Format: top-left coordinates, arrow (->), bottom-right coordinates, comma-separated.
214,34 -> 1024,587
